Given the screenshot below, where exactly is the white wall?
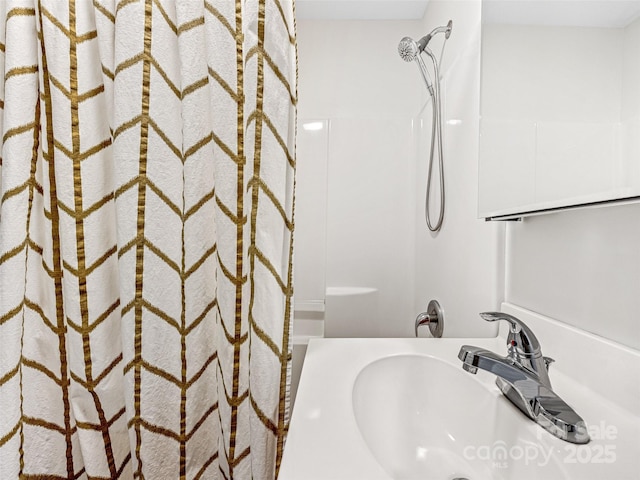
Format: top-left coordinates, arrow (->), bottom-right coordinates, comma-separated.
325,115 -> 415,337
296,20 -> 422,337
413,0 -> 503,338
506,204 -> 640,351
297,20 -> 421,118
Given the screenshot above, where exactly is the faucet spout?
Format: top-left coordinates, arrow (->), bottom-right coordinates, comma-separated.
459,346 -> 529,384
458,313 -> 590,444
459,345 -> 544,421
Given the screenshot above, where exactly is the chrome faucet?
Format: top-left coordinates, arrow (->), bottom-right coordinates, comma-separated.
458,312 -> 590,444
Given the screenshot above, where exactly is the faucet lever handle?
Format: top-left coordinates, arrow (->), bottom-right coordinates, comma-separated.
479,311 -> 541,355
480,311 -> 552,388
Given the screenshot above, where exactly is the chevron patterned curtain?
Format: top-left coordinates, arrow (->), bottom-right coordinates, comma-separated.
0,0 -> 296,479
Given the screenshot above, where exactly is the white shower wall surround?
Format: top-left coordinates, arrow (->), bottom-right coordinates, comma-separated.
413,0 -> 504,338
326,116 -> 416,337
324,287 -> 380,338
295,14 -> 501,339
294,119 -> 329,312
294,114 -> 416,338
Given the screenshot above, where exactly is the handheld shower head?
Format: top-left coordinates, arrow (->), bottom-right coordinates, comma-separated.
398,20 -> 453,233
398,36 -> 422,62
398,37 -> 434,92
398,20 -> 452,62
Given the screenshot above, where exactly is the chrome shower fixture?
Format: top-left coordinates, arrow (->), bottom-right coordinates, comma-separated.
397,20 -> 452,62
426,20 -> 453,43
398,20 -> 452,233
398,36 -> 424,63
398,37 -> 435,94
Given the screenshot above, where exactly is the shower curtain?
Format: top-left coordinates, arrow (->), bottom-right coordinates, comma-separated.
0,0 -> 296,478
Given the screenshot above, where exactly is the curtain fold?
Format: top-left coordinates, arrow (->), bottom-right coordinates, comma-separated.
0,1 -> 297,479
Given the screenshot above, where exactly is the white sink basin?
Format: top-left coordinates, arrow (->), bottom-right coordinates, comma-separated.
279,311 -> 640,480
352,354 -> 566,480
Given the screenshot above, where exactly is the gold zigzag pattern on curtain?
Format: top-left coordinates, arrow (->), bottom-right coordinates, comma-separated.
250,2 -> 295,473
246,45 -> 297,107
0,178 -> 42,204
225,0 -> 248,472
40,6 -> 75,476
0,2 -> 47,467
0,0 -> 296,478
50,1 -> 118,477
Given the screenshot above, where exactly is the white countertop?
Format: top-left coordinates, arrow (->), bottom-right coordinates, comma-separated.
279,315 -> 640,480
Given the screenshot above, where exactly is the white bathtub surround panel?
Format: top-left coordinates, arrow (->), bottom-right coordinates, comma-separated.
326,117 -> 416,337
296,20 -> 422,338
505,203 -> 640,351
297,4 -> 501,339
414,0 -> 503,338
294,119 -> 329,312
324,287 -> 380,338
500,303 -> 640,416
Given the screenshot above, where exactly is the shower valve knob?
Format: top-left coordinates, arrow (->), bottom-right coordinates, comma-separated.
414,299 -> 444,338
